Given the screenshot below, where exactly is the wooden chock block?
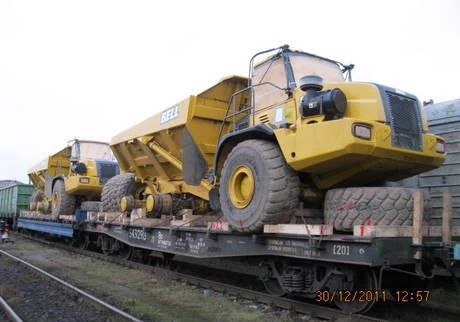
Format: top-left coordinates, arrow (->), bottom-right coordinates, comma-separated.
442,192 -> 452,245
87,212 -> 98,221
130,208 -> 146,220
412,191 -> 423,260
263,224 -> 333,235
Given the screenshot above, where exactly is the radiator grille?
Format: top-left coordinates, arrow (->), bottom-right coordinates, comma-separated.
97,162 -> 119,185
386,91 -> 422,151
259,114 -> 269,123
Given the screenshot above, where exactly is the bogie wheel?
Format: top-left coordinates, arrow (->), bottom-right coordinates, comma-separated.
97,235 -> 122,255
51,180 -> 76,219
71,233 -> 90,250
79,234 -> 91,250
264,279 -> 286,296
219,140 -> 299,232
129,248 -> 151,264
101,173 -> 140,212
329,267 -> 378,314
115,244 -> 133,260
258,263 -> 286,296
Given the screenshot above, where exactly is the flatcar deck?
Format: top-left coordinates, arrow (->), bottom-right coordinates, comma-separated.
17,215 -> 460,267
17,218 -> 74,237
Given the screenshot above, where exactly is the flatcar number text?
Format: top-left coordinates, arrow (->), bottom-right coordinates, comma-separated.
333,245 -> 350,256
129,229 -> 147,241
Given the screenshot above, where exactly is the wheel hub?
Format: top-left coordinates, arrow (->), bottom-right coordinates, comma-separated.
229,165 -> 255,208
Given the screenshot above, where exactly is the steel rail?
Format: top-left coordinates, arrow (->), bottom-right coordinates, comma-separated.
0,296 -> 23,322
0,249 -> 142,322
171,271 -> 388,322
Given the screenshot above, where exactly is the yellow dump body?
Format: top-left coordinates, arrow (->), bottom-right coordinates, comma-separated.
110,76 -> 249,199
27,147 -> 71,193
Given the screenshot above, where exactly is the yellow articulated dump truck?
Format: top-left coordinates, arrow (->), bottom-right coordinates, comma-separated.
28,140 -> 119,218
101,45 -> 445,232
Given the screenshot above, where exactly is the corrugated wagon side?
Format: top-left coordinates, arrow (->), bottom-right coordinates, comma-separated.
400,99 -> 460,226
422,99 -> 460,225
0,183 -> 34,228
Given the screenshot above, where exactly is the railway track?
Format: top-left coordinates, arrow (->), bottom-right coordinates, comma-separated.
0,296 -> 22,322
172,272 -> 386,321
0,248 -> 142,322
13,232 -> 388,322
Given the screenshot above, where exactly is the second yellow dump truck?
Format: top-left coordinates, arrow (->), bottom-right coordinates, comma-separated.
101,45 -> 445,232
28,140 -> 119,218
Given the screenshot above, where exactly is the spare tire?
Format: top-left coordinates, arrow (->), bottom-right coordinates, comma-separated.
324,187 -> 432,232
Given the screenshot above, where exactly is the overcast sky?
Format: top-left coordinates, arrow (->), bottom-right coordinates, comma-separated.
1,0 -> 459,183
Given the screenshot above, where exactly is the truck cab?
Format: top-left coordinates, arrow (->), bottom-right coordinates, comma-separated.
28,140 -> 119,218
66,140 -> 119,196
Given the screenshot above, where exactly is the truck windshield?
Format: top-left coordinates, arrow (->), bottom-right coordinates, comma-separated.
75,142 -> 115,161
288,53 -> 344,84
252,53 -> 344,110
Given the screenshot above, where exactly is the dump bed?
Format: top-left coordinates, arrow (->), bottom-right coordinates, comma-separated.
110,76 -> 249,188
27,146 -> 71,192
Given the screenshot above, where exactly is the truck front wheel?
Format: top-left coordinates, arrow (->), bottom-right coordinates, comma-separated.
219,140 -> 299,232
51,180 -> 76,219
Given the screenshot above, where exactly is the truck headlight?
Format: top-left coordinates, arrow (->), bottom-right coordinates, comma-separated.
352,124 -> 372,140
79,177 -> 90,184
436,140 -> 445,153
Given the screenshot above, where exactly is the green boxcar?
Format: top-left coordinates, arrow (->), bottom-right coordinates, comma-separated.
0,183 -> 34,228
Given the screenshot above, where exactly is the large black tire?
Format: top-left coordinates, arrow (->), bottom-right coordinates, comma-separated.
29,190 -> 43,211
219,140 -> 299,232
101,173 -> 140,212
80,201 -> 101,212
324,187 -> 432,232
51,180 -> 76,219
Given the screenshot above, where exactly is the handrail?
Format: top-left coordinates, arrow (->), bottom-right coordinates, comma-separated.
216,81 -> 288,146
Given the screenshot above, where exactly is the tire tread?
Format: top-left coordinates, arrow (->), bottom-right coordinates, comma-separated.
324,187 -> 432,231
220,140 -> 299,232
101,173 -> 137,212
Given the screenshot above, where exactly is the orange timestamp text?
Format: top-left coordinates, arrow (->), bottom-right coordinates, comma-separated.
316,290 -> 389,303
315,289 -> 431,303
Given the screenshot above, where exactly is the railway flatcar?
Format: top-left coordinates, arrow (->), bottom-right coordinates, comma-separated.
17,192 -> 460,314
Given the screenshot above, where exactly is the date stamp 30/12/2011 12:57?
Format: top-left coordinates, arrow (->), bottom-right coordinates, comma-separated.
315,289 -> 431,304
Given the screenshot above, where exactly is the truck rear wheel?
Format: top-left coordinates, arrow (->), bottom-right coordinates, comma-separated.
29,190 -> 43,211
51,180 -> 76,219
219,140 -> 299,232
324,187 -> 432,232
101,173 -> 140,212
